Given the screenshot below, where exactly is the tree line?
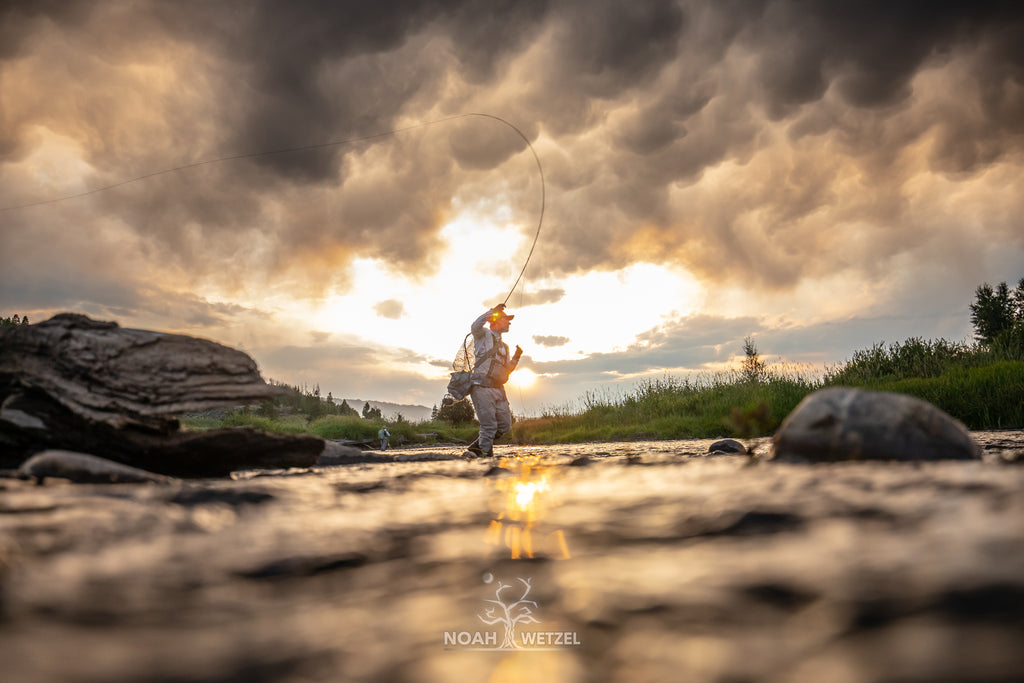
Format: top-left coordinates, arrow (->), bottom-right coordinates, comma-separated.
255,380 -> 385,422
0,314 -> 30,328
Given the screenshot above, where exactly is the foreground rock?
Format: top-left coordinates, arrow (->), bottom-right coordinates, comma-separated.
0,314 -> 323,476
773,386 -> 981,462
18,450 -> 175,484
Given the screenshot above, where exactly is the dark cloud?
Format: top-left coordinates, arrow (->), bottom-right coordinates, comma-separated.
533,334 -> 570,347
374,299 -> 405,319
2,0 -> 1023,309
487,288 -> 565,308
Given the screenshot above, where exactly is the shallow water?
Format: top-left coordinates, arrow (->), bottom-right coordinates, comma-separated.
1,432 -> 1023,682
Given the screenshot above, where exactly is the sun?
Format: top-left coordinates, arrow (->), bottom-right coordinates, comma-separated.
510,368 -> 538,389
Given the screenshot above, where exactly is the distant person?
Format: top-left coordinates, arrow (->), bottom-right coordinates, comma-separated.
378,425 -> 390,451
466,304 -> 523,458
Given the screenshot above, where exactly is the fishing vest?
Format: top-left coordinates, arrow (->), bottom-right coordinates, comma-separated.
471,329 -> 512,387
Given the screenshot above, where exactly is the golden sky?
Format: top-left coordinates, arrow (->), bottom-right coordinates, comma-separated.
2,1 -> 1023,413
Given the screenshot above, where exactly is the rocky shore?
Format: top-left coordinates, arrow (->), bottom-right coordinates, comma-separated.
2,434 -> 1022,682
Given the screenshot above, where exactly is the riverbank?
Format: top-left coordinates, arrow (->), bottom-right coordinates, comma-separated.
183,354 -> 1024,448
2,432 -> 1022,682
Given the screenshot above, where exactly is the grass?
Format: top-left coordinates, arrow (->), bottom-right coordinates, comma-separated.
511,367 -> 819,444
180,412 -> 480,446
181,336 -> 1024,447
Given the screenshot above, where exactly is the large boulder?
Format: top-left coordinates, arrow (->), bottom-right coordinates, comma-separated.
772,387 -> 981,462
0,314 -> 323,476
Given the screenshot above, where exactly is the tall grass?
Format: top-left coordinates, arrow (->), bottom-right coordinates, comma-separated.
513,364 -> 820,444
182,334 -> 1023,446
822,337 -> 976,383
512,338 -> 1024,444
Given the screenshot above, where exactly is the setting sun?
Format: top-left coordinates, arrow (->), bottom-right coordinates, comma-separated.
510,368 -> 538,389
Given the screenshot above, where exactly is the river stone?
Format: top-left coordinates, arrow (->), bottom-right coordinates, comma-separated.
772,387 -> 981,462
18,450 -> 175,484
318,441 -> 391,465
709,439 -> 747,454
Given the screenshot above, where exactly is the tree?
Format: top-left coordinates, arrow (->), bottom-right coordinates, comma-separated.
970,281 -> 1019,345
1013,278 -> 1024,321
306,384 -> 323,420
338,399 -> 359,418
437,398 -> 476,425
741,336 -> 767,383
361,401 -> 382,420
325,391 -> 336,415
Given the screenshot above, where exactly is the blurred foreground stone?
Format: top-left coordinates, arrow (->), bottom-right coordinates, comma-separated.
1,435 -> 1022,682
773,387 -> 981,462
0,314 -> 323,476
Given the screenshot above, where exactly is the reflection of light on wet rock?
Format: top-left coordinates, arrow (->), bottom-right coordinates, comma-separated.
515,479 -> 549,509
188,504 -> 238,533
487,650 -> 585,683
485,456 -> 571,560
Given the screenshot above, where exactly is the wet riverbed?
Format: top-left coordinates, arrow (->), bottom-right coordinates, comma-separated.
2,433 -> 1023,682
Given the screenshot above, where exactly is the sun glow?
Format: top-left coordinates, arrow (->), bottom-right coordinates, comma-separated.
510,368 -> 538,389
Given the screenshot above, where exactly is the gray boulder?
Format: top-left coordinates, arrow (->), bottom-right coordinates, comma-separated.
773,387 -> 981,462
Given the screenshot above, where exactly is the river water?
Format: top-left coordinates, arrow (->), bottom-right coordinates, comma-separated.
1,431 -> 1023,682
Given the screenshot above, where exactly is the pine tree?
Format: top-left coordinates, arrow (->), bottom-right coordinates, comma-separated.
970,281 -> 1017,345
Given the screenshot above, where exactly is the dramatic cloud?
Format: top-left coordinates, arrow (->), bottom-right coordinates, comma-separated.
2,0 -> 1023,407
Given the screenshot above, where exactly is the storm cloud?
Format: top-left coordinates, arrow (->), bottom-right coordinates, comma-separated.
4,1 -> 1023,298
2,1 -> 1023,406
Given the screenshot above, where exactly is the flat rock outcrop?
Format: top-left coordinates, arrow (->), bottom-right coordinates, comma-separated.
0,314 -> 323,476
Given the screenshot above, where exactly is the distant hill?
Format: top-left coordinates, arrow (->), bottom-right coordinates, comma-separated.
346,399 -> 433,423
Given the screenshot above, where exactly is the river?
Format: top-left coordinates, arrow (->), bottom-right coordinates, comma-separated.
1,431 -> 1023,682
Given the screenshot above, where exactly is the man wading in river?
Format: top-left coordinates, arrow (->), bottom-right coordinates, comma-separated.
465,304 -> 522,458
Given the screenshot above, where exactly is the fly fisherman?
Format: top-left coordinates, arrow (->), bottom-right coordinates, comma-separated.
465,304 -> 523,458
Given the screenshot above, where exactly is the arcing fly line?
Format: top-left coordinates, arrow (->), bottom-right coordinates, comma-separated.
0,112 -> 545,304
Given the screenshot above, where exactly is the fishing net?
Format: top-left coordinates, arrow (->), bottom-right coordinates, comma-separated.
441,334 -> 476,406
452,333 -> 475,374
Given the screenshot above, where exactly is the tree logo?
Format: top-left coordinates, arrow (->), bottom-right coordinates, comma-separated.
443,574 -> 581,650
478,577 -> 541,648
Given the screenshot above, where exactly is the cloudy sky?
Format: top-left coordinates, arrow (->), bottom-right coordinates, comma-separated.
2,0 -> 1023,415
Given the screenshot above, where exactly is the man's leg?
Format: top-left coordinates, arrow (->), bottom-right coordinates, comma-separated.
470,386 -> 499,455
491,389 -> 513,454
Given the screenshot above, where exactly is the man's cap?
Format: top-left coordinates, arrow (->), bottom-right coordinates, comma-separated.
489,309 -> 514,324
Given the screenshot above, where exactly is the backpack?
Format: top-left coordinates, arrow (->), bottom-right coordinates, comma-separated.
443,333 -> 498,403
446,370 -> 473,402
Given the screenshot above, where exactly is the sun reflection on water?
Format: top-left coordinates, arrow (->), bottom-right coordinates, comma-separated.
485,456 -> 570,560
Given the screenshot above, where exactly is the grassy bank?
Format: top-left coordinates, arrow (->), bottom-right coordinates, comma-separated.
510,338 -> 1024,445
182,336 -> 1024,447
181,412 -> 479,446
